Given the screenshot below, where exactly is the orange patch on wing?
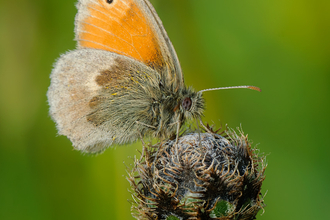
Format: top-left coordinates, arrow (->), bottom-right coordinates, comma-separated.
78,0 -> 164,69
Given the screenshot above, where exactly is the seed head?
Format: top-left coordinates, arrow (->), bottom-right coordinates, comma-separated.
127,128 -> 266,220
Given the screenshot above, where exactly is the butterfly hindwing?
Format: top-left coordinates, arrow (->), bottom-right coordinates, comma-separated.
47,49 -> 161,153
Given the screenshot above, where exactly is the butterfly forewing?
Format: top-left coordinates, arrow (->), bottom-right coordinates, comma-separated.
75,0 -> 183,86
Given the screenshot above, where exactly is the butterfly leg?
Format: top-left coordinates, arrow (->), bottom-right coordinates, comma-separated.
135,121 -> 157,129
196,118 -> 202,147
138,132 -> 147,162
135,121 -> 156,162
176,120 -> 182,144
168,120 -> 181,145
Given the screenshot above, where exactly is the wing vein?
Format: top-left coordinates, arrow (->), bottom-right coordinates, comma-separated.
80,20 -> 133,46
77,38 -> 137,58
86,4 -> 135,39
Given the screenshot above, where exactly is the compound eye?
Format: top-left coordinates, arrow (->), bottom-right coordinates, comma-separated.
182,97 -> 192,111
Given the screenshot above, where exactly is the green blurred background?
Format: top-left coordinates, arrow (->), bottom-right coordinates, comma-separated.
1,0 -> 329,219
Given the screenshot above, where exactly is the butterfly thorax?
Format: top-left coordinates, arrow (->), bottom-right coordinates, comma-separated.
148,80 -> 205,139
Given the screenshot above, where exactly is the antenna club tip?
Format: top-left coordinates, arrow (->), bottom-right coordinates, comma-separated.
248,86 -> 262,92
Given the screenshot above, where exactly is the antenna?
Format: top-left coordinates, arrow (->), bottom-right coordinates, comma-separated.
198,85 -> 261,93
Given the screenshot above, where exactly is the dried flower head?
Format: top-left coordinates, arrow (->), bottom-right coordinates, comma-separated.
127,128 -> 266,220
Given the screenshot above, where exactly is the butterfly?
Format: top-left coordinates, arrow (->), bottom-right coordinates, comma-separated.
47,0 -> 260,153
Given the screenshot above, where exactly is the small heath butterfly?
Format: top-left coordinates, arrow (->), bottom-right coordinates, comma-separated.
47,0 -> 260,153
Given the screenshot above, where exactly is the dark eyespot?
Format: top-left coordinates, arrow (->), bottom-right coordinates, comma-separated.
106,0 -> 113,4
182,97 -> 192,111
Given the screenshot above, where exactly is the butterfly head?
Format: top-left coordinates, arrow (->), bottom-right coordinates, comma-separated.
178,87 -> 205,121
